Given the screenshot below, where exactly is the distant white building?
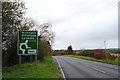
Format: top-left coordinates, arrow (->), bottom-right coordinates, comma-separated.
76,51 -> 80,55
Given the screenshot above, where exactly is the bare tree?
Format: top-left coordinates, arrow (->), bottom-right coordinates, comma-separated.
38,23 -> 55,46
20,17 -> 35,30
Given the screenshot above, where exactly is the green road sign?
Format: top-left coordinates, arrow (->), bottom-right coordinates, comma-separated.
18,31 -> 38,55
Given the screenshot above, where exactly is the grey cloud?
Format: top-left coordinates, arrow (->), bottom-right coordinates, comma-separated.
24,0 -> 118,50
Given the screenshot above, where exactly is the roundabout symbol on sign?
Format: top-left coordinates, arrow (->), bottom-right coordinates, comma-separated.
20,40 -> 31,54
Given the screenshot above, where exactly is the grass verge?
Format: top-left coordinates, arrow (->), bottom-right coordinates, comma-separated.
2,56 -> 59,78
62,55 -> 120,65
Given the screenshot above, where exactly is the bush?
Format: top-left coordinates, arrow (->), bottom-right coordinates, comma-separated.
101,53 -> 106,59
94,53 -> 106,59
38,40 -> 52,61
81,50 -> 94,57
61,53 -> 66,55
88,51 -> 94,57
94,53 -> 102,59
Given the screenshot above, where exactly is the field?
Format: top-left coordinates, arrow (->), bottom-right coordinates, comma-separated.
2,56 -> 59,79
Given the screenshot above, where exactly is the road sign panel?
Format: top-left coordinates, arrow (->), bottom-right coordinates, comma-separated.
18,31 -> 38,55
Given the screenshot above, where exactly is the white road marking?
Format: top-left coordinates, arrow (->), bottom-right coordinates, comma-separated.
78,59 -> 106,74
90,67 -> 106,73
55,56 -> 66,80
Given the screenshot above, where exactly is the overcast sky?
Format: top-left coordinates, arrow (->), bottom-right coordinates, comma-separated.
24,0 -> 119,50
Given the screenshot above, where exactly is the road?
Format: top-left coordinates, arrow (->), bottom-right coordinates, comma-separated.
53,56 -> 119,79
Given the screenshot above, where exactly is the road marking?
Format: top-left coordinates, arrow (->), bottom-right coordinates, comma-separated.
55,57 -> 66,80
78,60 -> 106,74
90,67 -> 106,73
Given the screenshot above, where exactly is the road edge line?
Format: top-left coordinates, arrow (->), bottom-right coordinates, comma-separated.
55,56 -> 66,80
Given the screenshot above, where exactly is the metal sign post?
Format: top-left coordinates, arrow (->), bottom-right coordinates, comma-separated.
35,55 -> 37,64
19,55 -> 21,64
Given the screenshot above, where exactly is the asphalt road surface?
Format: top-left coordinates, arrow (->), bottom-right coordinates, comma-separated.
53,56 -> 119,79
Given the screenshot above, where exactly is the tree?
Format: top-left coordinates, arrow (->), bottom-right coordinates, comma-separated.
20,17 -> 35,30
2,1 -> 26,66
38,23 -> 55,46
67,45 -> 73,54
38,40 -> 52,60
37,23 -> 55,60
2,1 -> 55,66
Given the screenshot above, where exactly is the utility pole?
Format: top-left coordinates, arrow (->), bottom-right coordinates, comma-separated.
104,41 -> 106,53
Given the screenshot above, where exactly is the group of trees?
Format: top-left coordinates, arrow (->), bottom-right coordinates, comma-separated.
2,1 -> 54,66
81,50 -> 94,57
67,45 -> 73,54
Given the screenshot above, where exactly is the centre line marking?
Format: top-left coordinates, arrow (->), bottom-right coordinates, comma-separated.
78,60 -> 106,73
91,67 -> 106,73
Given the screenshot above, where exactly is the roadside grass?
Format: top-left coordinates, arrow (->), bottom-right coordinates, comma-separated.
2,56 -> 59,78
0,72 -> 1,79
62,55 -> 120,65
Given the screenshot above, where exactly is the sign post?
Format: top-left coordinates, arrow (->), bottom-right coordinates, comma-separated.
35,55 -> 37,63
18,31 -> 38,64
19,55 -> 21,64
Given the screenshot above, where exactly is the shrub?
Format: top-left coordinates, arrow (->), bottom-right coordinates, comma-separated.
81,51 -> 87,56
94,53 -> 106,59
94,53 -> 102,59
81,50 -> 94,57
101,53 -> 106,58
88,51 -> 94,57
